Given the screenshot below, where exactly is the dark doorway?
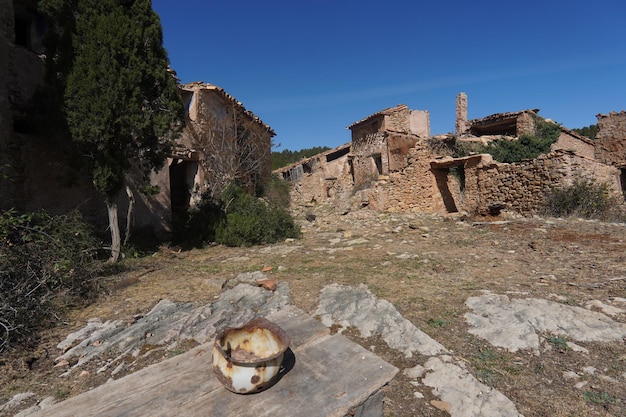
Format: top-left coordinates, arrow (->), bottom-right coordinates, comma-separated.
169,159 -> 198,215
621,168 -> 626,200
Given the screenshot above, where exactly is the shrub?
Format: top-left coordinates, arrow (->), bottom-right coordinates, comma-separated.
176,180 -> 300,248
479,118 -> 561,163
175,192 -> 225,248
0,210 -> 101,353
544,178 -> 625,221
216,184 -> 300,246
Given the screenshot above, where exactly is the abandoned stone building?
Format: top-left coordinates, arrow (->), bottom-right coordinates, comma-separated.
0,1 -> 274,238
156,81 -> 275,223
276,93 -> 625,217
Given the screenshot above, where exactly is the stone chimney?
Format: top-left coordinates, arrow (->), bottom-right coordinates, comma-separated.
455,92 -> 468,135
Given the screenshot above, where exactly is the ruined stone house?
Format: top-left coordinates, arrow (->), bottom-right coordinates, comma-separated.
153,81 -> 275,222
276,93 -> 625,217
0,2 -> 274,238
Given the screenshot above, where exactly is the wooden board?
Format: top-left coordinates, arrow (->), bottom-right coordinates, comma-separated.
28,306 -> 398,417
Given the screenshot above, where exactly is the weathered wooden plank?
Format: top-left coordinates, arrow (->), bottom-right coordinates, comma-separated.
27,306 -> 397,417
177,333 -> 398,417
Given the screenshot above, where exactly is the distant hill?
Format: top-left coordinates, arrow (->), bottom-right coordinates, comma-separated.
271,146 -> 331,170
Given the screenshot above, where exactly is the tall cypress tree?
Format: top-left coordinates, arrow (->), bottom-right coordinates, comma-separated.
44,0 -> 184,261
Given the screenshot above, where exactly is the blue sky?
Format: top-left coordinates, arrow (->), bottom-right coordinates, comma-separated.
152,0 -> 626,151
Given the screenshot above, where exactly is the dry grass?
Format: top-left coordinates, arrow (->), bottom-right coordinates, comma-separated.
1,207 -> 626,416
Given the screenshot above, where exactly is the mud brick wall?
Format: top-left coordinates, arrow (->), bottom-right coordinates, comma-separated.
595,111 -> 626,167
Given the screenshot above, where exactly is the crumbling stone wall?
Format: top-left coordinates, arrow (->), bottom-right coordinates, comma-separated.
551,129 -> 595,159
469,152 -> 621,215
384,105 -> 411,132
351,132 -> 388,187
595,111 -> 626,167
353,146 -> 621,217
176,83 -> 274,200
516,112 -> 536,137
368,141 -> 439,213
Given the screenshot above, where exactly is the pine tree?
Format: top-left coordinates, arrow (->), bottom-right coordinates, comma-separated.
43,0 -> 184,261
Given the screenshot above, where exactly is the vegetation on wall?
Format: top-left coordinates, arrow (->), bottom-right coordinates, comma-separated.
0,210 -> 101,353
271,146 -> 331,170
478,118 -> 561,163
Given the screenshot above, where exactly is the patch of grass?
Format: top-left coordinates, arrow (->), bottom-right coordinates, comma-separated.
476,349 -> 500,363
547,336 -> 570,351
476,368 -> 501,385
167,349 -> 184,358
427,318 -> 447,328
583,390 -> 618,405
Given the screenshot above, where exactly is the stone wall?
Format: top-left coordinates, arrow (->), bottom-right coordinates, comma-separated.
351,131 -> 388,187
469,152 -> 621,215
551,129 -> 595,159
595,111 -> 626,167
382,105 -> 411,133
516,112 -> 536,136
368,141 -> 439,213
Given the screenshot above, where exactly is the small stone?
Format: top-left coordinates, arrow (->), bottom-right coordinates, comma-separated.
261,265 -> 273,272
79,370 -> 90,378
563,371 -> 579,380
582,366 -> 596,375
53,359 -> 69,368
430,400 -> 451,413
256,278 -> 277,291
413,391 -> 424,399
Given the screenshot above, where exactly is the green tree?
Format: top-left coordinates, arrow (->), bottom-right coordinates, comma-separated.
572,124 -> 598,140
43,0 -> 184,261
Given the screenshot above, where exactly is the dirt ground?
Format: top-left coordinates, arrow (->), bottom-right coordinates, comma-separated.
1,206 -> 625,416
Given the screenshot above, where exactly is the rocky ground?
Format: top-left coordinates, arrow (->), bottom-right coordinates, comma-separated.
1,206 -> 626,416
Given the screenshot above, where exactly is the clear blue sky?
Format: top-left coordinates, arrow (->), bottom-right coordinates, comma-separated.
152,0 -> 626,151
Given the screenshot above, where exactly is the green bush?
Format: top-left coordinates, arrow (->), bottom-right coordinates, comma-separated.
175,192 -> 225,248
544,178 -> 624,221
0,210 -> 101,353
216,184 -> 300,247
479,118 -> 561,163
176,180 -> 300,248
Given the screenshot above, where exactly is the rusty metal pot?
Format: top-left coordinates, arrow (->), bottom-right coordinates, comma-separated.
212,317 -> 290,394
